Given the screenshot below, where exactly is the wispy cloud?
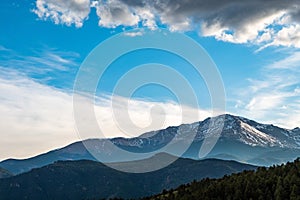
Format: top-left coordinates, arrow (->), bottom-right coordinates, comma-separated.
30,51 -> 79,71
0,45 -> 12,52
0,48 -> 79,72
0,47 -> 80,88
232,51 -> 300,128
266,51 -> 300,70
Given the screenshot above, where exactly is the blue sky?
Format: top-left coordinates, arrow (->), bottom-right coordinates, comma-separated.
1,0 -> 300,160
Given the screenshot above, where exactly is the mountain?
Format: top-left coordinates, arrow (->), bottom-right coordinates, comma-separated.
0,141 -> 96,175
182,114 -> 300,165
1,114 -> 299,175
0,153 -> 256,200
143,158 -> 300,200
0,167 -> 12,179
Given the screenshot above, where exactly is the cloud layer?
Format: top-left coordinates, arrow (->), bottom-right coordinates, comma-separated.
34,0 -> 300,48
0,67 -> 209,161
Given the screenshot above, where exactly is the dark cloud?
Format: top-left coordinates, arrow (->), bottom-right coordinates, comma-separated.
290,8 -> 300,22
34,0 -> 300,48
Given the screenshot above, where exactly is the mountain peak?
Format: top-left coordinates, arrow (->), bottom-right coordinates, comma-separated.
1,114 -> 299,175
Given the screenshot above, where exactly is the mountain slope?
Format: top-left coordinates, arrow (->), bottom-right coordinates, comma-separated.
0,154 -> 256,200
0,167 -> 12,179
143,158 -> 300,200
1,114 -> 299,175
0,141 -> 96,175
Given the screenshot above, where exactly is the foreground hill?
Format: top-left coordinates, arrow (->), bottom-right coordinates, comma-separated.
0,154 -> 256,200
144,158 -> 300,200
1,114 -> 299,175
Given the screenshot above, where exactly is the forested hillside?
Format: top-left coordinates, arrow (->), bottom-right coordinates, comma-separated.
0,155 -> 256,200
143,158 -> 300,200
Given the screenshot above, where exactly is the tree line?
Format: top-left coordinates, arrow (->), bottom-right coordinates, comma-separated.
142,158 -> 300,200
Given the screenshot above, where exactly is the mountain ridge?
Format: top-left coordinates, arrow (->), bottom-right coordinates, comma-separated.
1,114 -> 299,175
0,153 -> 257,200
0,167 -> 12,179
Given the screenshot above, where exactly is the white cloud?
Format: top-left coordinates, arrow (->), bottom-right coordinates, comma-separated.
294,87 -> 300,94
0,68 -> 210,160
271,24 -> 300,48
134,7 -> 157,30
33,0 -> 300,49
93,0 -> 139,28
202,11 -> 286,44
245,94 -> 285,111
33,0 -> 91,27
0,68 -> 78,161
123,31 -> 143,37
91,95 -> 210,139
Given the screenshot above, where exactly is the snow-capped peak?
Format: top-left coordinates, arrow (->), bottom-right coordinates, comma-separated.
239,120 -> 279,147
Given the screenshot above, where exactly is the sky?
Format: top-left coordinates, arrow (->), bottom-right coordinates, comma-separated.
1,0 -> 300,160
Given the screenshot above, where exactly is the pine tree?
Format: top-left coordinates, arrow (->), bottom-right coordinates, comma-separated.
290,184 -> 300,200
274,177 -> 284,200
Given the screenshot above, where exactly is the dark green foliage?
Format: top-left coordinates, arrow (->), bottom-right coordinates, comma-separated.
0,155 -> 256,200
143,158 -> 300,200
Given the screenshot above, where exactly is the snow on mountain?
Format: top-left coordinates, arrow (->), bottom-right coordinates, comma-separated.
117,114 -> 299,149
1,114 -> 299,175
165,114 -> 298,148
238,120 -> 279,147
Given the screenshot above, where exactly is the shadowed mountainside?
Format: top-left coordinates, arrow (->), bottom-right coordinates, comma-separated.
0,167 -> 12,179
0,153 -> 256,200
